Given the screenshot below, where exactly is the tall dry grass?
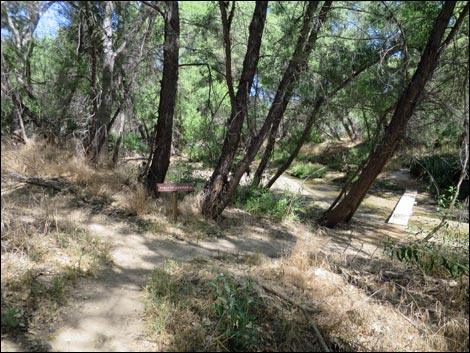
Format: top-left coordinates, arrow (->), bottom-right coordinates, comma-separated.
1,139 -> 116,348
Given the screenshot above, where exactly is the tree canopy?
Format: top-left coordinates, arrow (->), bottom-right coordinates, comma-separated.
1,1 -> 468,224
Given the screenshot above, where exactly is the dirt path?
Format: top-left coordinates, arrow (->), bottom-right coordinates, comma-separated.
271,169 -> 443,256
40,209 -> 294,352
9,169 -> 437,352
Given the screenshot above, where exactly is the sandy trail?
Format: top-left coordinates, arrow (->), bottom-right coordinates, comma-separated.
43,208 -> 294,351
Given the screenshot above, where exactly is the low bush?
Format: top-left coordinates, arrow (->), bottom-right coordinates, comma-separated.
409,153 -> 468,199
143,259 -> 320,351
232,186 -> 305,222
288,162 -> 327,179
383,222 -> 469,279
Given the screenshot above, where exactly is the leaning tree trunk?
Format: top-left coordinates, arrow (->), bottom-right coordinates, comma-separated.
250,1 -> 332,189
265,97 -> 324,189
146,1 -> 180,195
319,1 -> 458,227
264,52 -> 386,189
200,1 -> 268,217
202,1 -> 332,219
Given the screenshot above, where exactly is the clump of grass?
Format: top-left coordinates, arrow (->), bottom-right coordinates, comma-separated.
123,184 -> 156,216
2,140 -> 130,200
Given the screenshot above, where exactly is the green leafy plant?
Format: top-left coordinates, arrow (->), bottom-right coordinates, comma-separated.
210,274 -> 258,351
1,307 -> 21,330
233,186 -> 305,222
437,185 -> 463,211
410,154 -> 467,200
383,236 -> 469,279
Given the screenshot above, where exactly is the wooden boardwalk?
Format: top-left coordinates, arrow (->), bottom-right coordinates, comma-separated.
387,190 -> 418,226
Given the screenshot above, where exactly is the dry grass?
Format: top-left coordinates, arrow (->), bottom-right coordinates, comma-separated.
1,139 -> 133,198
251,222 -> 469,352
1,188 -> 113,348
2,139 -> 468,352
143,257 -> 323,352
1,140 -> 115,349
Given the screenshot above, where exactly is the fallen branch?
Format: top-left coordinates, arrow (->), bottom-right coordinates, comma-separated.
6,171 -> 71,192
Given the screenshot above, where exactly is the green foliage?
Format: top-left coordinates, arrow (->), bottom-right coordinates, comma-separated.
288,162 -> 327,179
384,232 -> 469,279
410,154 -> 467,199
1,306 -> 22,331
109,132 -> 148,153
233,186 -> 304,222
437,186 -> 462,211
210,274 -> 258,351
49,276 -> 66,304
165,162 -> 206,192
310,141 -> 372,172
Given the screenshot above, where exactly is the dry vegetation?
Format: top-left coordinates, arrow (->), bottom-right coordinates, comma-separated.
1,139 -> 469,352
142,223 -> 468,352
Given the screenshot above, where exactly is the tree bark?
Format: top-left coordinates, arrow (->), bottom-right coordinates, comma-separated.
201,1 -> 333,219
112,111 -> 126,166
319,1 -> 458,227
200,1 -> 268,217
86,2 -> 149,163
88,1 -> 116,163
146,1 -> 180,195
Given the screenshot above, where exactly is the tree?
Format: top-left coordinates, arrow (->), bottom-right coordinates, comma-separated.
144,1 -> 180,195
1,1 -> 53,141
200,0 -> 268,218
86,1 -> 149,163
250,1 -> 332,188
201,1 -> 333,219
319,1 -> 465,227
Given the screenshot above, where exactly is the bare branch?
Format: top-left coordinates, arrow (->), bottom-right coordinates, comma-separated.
141,0 -> 164,17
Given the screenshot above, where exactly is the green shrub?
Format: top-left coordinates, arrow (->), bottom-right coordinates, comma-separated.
232,186 -> 305,222
384,229 -> 469,279
288,162 -> 327,179
109,132 -> 148,153
409,153 -> 468,199
309,141 -> 372,172
210,274 -> 258,351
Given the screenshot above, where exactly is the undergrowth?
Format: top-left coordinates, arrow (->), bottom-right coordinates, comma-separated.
143,258 -> 321,352
232,186 -> 306,222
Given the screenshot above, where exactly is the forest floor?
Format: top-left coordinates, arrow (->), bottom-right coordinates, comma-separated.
1,141 -> 468,352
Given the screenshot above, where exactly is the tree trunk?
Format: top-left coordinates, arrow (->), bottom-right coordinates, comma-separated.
341,115 -> 355,141
146,1 -> 180,195
251,1 -> 332,189
265,50 -> 395,189
112,111 -> 126,167
88,1 -> 116,163
346,114 -> 359,141
201,1 -> 332,219
200,1 -> 268,217
265,97 -> 324,189
319,1 -> 457,227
